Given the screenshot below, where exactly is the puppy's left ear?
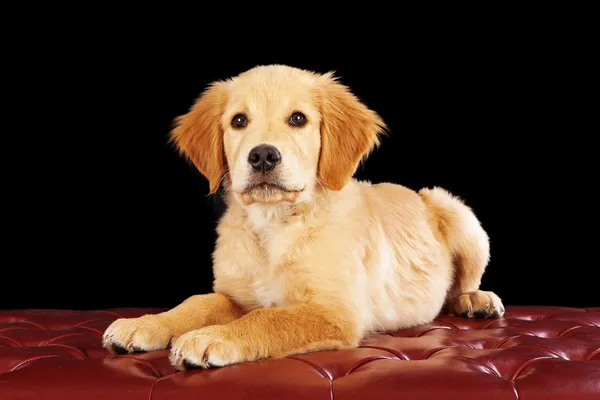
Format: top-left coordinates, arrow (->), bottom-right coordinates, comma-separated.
315,73 -> 387,190
169,82 -> 228,194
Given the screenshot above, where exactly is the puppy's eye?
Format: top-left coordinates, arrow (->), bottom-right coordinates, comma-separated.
231,113 -> 248,129
289,112 -> 307,127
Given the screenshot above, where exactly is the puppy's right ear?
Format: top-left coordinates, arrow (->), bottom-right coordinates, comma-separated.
169,82 -> 228,194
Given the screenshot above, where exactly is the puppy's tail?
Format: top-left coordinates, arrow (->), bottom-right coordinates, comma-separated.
418,187 -> 490,298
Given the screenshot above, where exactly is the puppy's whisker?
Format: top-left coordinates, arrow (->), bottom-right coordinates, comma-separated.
205,167 -> 231,198
217,170 -> 231,191
315,177 -> 328,198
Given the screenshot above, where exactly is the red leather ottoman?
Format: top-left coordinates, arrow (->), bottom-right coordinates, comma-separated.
1,306 -> 599,399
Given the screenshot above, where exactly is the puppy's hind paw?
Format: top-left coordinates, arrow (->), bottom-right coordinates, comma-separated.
449,290 -> 505,319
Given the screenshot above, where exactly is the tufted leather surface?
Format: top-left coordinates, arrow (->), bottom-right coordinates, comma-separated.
0,306 -> 599,399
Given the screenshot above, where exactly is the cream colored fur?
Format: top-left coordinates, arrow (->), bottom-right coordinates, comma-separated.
103,65 -> 504,370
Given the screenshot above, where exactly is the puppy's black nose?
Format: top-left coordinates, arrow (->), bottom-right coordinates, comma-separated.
248,144 -> 281,172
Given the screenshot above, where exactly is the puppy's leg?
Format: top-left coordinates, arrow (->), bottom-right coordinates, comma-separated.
102,293 -> 243,354
446,246 -> 505,319
420,187 -> 505,319
169,303 -> 359,369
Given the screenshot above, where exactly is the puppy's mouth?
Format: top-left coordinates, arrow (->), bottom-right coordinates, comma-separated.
238,176 -> 305,205
242,174 -> 304,194
242,182 -> 304,194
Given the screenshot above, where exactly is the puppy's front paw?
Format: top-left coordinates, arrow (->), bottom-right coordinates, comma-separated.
450,290 -> 505,319
169,326 -> 244,370
102,315 -> 173,354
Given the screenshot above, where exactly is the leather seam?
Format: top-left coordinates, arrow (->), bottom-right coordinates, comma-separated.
0,335 -> 23,347
586,347 -> 600,360
286,356 -> 331,380
345,356 -> 395,376
424,346 -> 459,359
510,356 -> 556,380
493,334 -> 525,349
72,318 -> 107,327
358,345 -> 408,360
11,320 -> 48,331
10,354 -> 64,372
417,327 -> 454,337
447,355 -> 501,378
45,343 -> 88,359
40,333 -> 85,346
511,380 -> 520,400
74,325 -> 104,335
148,377 -> 159,400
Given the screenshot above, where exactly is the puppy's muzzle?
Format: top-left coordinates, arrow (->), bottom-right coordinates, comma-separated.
248,144 -> 281,173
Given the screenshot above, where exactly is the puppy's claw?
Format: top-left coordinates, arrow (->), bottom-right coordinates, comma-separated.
111,343 -> 129,355
183,359 -> 203,370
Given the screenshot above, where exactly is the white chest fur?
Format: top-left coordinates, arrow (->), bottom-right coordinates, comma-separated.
251,274 -> 284,308
245,203 -> 302,308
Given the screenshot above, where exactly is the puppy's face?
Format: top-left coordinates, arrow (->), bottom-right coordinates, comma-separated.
170,65 -> 386,206
222,69 -> 323,205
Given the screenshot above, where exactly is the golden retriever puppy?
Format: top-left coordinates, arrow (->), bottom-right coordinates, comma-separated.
102,64 -> 504,370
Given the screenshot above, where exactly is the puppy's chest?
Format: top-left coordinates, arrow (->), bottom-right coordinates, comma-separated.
250,222 -> 303,309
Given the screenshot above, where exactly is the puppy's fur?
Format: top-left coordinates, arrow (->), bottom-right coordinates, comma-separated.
103,65 -> 504,370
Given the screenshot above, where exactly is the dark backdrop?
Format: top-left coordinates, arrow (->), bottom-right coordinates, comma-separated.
2,29 -> 596,310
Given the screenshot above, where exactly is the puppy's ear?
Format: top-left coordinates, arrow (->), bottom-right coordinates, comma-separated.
315,73 -> 387,190
170,82 -> 228,194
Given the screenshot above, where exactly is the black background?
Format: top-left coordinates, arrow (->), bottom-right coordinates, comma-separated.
2,23 -> 597,311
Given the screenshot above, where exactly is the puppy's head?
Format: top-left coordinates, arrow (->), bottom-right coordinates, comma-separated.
170,65 -> 386,205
